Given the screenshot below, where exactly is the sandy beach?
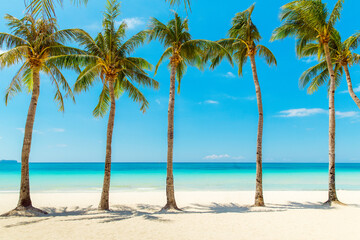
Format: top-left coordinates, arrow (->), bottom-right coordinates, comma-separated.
1,190 -> 360,240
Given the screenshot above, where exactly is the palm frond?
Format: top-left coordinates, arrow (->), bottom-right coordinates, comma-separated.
93,83 -> 110,118
121,79 -> 149,113
4,63 -> 28,105
26,0 -> 88,19
257,45 -> 277,66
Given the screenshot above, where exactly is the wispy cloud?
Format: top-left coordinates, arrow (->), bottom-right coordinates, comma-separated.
155,99 -> 161,105
118,17 -> 145,30
340,85 -> 360,94
203,154 -> 244,160
0,49 -> 7,54
336,111 -> 359,118
203,154 -> 230,160
16,128 -> 43,134
224,72 -> 236,78
278,108 -> 359,118
203,100 -> 219,104
278,108 -> 327,117
244,96 -> 256,101
302,56 -> 318,64
223,94 -> 255,101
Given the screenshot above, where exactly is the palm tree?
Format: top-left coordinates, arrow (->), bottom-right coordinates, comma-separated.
0,14 -> 81,216
207,4 -> 276,207
271,0 -> 345,205
301,31 -> 360,108
148,12 -> 231,211
57,0 -> 159,211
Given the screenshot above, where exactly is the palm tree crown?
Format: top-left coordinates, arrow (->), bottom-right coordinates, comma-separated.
209,4 -> 276,73
300,30 -> 360,109
66,0 -> 159,115
299,30 -> 360,93
149,11 -> 231,92
0,14 -> 80,110
271,0 -> 344,54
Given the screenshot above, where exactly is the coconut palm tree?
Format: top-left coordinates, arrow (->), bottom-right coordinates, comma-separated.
0,14 -> 81,216
148,12 -> 231,211
300,30 -> 360,108
271,0 -> 345,205
55,0 -> 159,210
207,4 -> 276,207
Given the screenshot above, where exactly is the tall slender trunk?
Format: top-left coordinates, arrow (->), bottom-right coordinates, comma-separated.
163,61 -> 179,210
99,80 -> 116,210
249,54 -> 265,207
17,69 -> 40,208
343,64 -> 360,109
323,43 -> 339,204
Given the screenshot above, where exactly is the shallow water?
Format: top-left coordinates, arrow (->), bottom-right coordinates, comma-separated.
1,162 -> 360,192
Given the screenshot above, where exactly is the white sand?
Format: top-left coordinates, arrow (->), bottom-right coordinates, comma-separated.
1,190 -> 360,240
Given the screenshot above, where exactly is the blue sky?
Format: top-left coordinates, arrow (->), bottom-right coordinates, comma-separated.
0,0 -> 360,163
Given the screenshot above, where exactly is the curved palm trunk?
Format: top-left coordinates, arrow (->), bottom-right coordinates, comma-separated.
3,69 -> 47,216
249,54 -> 265,207
163,61 -> 180,211
343,64 -> 360,109
99,80 -> 116,211
323,43 -> 340,205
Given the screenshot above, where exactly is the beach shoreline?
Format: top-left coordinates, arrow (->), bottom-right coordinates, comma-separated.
1,190 -> 360,240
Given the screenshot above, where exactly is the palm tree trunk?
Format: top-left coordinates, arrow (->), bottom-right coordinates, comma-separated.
18,69 -> 40,208
323,43 -> 340,204
99,80 -> 116,211
2,69 -> 47,216
163,61 -> 179,211
249,54 -> 265,207
343,64 -> 360,109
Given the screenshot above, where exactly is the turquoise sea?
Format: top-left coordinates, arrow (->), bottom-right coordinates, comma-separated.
1,162 -> 360,192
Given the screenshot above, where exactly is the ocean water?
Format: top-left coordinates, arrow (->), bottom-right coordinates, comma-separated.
1,162 -> 360,192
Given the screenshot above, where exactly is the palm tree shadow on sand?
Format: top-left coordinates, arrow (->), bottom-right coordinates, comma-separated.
2,202 -> 359,228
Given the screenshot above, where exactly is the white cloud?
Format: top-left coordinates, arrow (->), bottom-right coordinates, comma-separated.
302,56 -> 318,64
340,85 -> 360,94
204,100 -> 219,104
278,108 -> 327,117
336,111 -> 359,118
244,96 -> 256,101
52,128 -> 65,133
16,128 -> 43,134
203,154 -> 245,160
278,108 -> 359,118
0,49 -> 7,54
203,154 -> 230,160
224,72 -> 236,78
155,99 -> 161,104
119,17 -> 145,30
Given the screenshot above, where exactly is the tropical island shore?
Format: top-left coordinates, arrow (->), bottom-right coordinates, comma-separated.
1,190 -> 359,240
